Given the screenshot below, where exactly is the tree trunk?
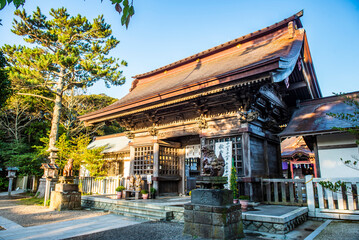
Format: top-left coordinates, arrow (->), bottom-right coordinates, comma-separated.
48,74 -> 64,161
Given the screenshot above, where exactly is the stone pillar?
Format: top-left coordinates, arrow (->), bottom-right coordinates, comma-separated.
153,142 -> 160,194
8,177 -> 14,196
184,189 -> 244,239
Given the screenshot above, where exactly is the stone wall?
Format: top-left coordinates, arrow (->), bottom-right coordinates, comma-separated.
243,213 -> 308,234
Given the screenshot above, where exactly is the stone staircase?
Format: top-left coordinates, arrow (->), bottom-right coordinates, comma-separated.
81,196 -> 181,221
109,203 -> 173,221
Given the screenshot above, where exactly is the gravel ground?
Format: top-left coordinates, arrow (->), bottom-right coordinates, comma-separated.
0,195 -> 107,227
314,221 -> 359,240
66,221 -> 264,240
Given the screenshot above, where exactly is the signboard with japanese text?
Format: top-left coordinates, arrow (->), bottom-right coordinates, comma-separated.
215,141 -> 232,189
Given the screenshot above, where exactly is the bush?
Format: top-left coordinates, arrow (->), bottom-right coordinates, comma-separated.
116,185 -> 125,192
150,187 -> 156,194
141,190 -> 148,194
230,166 -> 238,199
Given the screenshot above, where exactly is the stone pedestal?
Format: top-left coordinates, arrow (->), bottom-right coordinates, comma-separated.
50,183 -> 81,211
184,189 -> 244,239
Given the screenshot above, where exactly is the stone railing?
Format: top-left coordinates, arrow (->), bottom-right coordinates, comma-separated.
261,178 -> 307,206
305,175 -> 359,220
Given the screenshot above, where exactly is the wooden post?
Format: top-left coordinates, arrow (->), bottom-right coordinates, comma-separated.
305,175 -> 315,214
290,163 -> 294,179
153,142 -> 160,194
129,146 -> 135,176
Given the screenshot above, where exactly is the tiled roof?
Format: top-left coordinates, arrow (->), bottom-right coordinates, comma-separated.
80,11 -> 306,123
279,92 -> 359,137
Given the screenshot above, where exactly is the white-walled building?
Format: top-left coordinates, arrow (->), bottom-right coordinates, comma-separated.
279,92 -> 359,178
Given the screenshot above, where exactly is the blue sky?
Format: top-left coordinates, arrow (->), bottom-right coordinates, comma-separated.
0,0 -> 358,99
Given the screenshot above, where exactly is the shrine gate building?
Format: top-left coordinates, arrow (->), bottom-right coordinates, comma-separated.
80,11 -> 322,200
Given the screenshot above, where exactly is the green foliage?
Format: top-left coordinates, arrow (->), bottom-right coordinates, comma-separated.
0,1 -> 135,28
0,51 -> 12,109
0,0 -> 25,10
36,133 -> 106,177
141,189 -> 148,194
116,185 -> 125,191
2,7 -> 127,150
18,196 -> 44,206
230,166 -> 238,199
150,187 -> 156,194
0,140 -> 43,176
238,195 -> 249,200
319,180 -> 347,193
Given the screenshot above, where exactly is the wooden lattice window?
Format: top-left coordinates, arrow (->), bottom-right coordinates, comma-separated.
134,146 -> 154,175
205,136 -> 243,176
159,147 -> 179,175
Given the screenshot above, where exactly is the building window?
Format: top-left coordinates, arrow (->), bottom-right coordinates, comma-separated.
159,147 -> 179,175
134,146 -> 154,175
205,136 -> 243,176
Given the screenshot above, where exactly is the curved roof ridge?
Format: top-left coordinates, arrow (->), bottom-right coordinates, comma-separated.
132,10 -> 303,81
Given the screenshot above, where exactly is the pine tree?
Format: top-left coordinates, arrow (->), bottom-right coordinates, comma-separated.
2,7 -> 127,152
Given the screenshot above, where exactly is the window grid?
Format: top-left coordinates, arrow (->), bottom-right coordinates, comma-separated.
205,136 -> 243,176
134,146 -> 154,175
159,147 -> 179,175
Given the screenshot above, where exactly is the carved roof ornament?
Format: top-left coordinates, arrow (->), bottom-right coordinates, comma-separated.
197,114 -> 208,130
125,130 -> 135,139
148,124 -> 158,136
237,106 -> 259,123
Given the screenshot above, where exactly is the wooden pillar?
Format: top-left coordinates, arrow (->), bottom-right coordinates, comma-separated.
179,148 -> 185,195
290,162 -> 294,179
129,146 -> 135,176
242,132 -> 251,177
153,142 -> 160,194
313,138 -> 321,178
263,139 -> 269,177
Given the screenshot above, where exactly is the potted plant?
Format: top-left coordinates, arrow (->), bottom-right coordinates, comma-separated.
230,166 -> 239,204
150,187 -> 156,199
116,186 -> 125,199
141,189 -> 149,199
239,195 -> 250,211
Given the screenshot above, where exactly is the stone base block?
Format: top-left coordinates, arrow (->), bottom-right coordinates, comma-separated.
50,183 -> 81,211
55,183 -> 78,192
184,202 -> 243,240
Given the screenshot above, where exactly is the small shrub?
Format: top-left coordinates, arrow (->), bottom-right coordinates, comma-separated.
141,190 -> 148,194
150,187 -> 156,194
239,195 -> 249,200
116,186 -> 125,192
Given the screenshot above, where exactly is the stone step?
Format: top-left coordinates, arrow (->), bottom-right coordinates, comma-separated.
115,205 -> 173,220
109,210 -> 166,221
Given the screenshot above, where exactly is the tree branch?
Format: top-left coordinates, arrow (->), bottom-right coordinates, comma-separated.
16,93 -> 55,102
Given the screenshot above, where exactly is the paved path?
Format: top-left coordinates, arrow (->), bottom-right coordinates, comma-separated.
0,214 -> 144,240
0,190 -> 25,197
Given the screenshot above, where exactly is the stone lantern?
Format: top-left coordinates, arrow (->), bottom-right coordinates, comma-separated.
6,167 -> 19,196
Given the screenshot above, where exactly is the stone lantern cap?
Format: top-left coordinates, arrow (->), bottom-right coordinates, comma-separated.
6,167 -> 19,178
6,167 -> 19,171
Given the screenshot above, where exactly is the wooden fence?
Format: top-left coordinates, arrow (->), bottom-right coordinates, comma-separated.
261,178 -> 307,206
305,175 -> 359,219
77,176 -> 125,195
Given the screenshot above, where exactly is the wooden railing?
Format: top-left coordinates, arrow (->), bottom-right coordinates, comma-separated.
261,178 -> 307,206
306,175 -> 359,219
